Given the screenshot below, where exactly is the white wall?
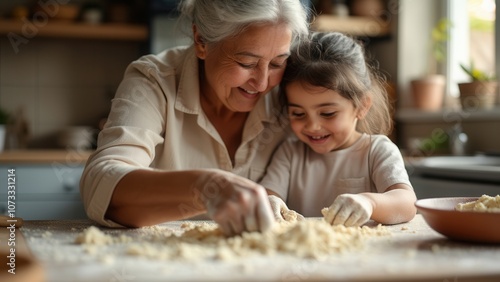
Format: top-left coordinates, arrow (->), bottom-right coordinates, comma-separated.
397,0 -> 443,108
150,15 -> 192,54
0,37 -> 142,148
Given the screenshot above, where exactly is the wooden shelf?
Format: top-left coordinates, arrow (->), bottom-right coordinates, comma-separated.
311,15 -> 390,37
0,149 -> 92,164
0,19 -> 148,41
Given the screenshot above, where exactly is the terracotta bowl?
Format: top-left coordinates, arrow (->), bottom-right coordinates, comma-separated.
415,197 -> 500,244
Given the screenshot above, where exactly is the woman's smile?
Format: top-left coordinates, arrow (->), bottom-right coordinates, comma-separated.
238,87 -> 261,99
198,23 -> 292,113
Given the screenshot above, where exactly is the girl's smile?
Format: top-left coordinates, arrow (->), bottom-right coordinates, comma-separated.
286,81 -> 363,154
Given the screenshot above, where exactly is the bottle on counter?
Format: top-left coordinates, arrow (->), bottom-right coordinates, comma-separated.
331,0 -> 349,17
6,106 -> 30,150
448,123 -> 468,156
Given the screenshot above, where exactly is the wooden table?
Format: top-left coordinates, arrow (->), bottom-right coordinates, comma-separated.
11,215 -> 500,282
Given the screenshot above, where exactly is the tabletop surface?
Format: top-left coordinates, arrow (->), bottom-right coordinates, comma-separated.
17,215 -> 500,282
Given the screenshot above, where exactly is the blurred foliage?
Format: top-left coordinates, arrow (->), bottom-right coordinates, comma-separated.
470,17 -> 494,32
460,61 -> 496,81
431,18 -> 453,64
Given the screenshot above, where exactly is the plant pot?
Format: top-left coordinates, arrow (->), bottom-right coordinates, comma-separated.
458,81 -> 497,110
410,75 -> 446,111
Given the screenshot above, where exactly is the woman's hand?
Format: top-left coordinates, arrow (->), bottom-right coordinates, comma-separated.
323,194 -> 373,227
198,170 -> 275,236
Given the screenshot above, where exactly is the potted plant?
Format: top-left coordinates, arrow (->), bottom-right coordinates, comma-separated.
458,62 -> 497,110
410,18 -> 452,111
0,107 -> 10,152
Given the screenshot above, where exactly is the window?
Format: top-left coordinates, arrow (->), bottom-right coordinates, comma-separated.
447,0 -> 496,98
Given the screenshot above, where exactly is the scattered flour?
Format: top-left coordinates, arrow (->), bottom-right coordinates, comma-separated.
75,216 -> 390,262
455,194 -> 500,213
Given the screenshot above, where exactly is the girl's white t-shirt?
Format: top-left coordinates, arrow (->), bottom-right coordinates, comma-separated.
260,134 -> 413,217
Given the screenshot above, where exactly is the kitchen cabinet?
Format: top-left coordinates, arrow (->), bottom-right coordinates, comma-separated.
0,150 -> 91,220
410,175 -> 500,199
0,164 -> 87,220
405,155 -> 500,199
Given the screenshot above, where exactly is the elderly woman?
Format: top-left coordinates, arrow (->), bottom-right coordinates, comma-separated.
80,0 -> 310,236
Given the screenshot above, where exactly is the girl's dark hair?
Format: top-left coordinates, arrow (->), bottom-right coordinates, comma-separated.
279,32 -> 393,135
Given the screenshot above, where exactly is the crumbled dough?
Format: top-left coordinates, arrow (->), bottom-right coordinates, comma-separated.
455,194 -> 500,213
99,254 -> 115,265
75,218 -> 390,262
282,209 -> 301,222
41,231 -> 53,238
75,226 -> 132,245
75,226 -> 114,245
405,249 -> 417,258
431,244 -> 443,253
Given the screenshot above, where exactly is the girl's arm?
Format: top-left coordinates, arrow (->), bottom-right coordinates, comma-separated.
361,183 -> 417,225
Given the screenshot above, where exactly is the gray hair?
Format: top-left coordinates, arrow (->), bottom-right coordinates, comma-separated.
178,0 -> 309,45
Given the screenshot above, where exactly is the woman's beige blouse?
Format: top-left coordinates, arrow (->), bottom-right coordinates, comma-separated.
80,45 -> 289,227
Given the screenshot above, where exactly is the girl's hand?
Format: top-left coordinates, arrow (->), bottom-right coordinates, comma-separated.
268,195 -> 288,221
267,195 -> 305,222
199,170 -> 275,236
324,194 -> 373,227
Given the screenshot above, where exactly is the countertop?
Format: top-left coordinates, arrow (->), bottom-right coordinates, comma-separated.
0,149 -> 93,164
10,215 -> 500,282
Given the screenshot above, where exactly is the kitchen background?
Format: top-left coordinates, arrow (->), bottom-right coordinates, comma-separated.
0,0 -> 499,152
0,0 -> 499,219
0,0 -> 498,153
0,0 -> 149,149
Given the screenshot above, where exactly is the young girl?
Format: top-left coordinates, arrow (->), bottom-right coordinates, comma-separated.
261,32 -> 417,227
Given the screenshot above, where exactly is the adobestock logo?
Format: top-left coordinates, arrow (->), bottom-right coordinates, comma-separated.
8,0 -> 72,54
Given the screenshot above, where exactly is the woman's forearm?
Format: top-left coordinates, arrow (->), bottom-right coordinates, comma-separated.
106,169 -> 210,227
99,167 -> 275,236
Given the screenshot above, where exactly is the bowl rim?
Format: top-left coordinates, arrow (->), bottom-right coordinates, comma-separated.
415,196 -> 479,211
415,196 -> 500,243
